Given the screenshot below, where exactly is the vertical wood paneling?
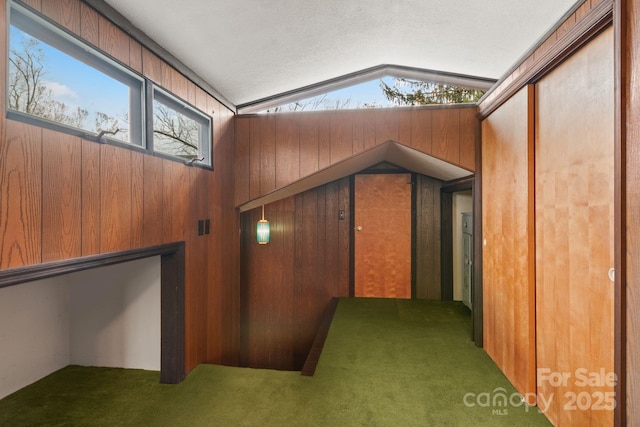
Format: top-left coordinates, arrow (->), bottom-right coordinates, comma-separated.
241,179 -> 351,370
330,113 -> 353,164
318,116 -> 331,169
79,2 -> 100,47
459,108 -> 477,171
397,109 -> 412,146
0,122 -> 42,268
249,117 -> 262,199
1,0 -> 240,375
481,85 -> 536,402
275,116 -> 300,187
432,109 -> 460,165
260,116 -> 276,194
234,118 -> 250,206
235,107 -> 473,207
411,109 -> 433,154
20,0 -> 40,11
128,39 -> 143,74
142,48 -> 163,84
141,155 -> 163,246
626,0 -> 640,422
415,175 -> 442,299
130,151 -> 144,248
41,0 -> 80,33
374,109 -> 398,145
535,29 -> 614,426
41,130 -> 81,262
299,115 -> 319,177
99,18 -> 130,66
81,139 -> 100,255
99,144 -> 132,253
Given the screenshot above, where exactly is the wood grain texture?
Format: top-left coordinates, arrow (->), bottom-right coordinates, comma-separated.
354,174 -> 412,298
234,118 -> 251,206
0,122 -> 42,268
99,17 -> 130,66
41,0 -> 80,33
0,1 -> 241,375
41,130 -> 82,262
535,28 -> 614,427
626,0 -> 640,422
79,2 -> 100,47
481,85 -> 536,402
415,175 -> 442,299
432,108 -> 460,165
459,108 -> 477,171
99,144 -> 132,254
276,115 -> 300,187
235,107 -> 475,206
81,139 -> 101,255
240,178 -> 350,370
130,151 -> 144,248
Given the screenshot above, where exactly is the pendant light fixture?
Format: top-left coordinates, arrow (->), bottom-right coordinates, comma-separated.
256,205 -> 270,245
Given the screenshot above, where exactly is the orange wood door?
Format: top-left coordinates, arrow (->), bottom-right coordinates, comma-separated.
482,85 -> 536,402
535,27 -> 614,426
354,173 -> 412,298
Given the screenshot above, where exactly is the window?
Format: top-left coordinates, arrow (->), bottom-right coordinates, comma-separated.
8,2 -> 145,145
152,87 -> 212,166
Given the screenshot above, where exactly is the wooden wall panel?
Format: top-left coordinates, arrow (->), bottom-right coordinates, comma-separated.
432,108 -> 460,165
0,122 -> 42,268
459,108 -> 477,171
241,178 -> 351,371
130,151 -> 144,248
0,0 -> 240,375
330,113 -> 353,164
299,114 -> 319,177
275,116 -> 300,188
481,86 -> 536,402
81,139 -> 101,255
535,28 -> 614,426
235,106 -> 477,206
41,130 -> 82,262
626,0 -> 640,422
415,175 -> 442,299
41,0 -> 80,33
99,144 -> 132,254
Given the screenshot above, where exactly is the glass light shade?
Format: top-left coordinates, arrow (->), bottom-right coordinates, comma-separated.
257,219 -> 270,244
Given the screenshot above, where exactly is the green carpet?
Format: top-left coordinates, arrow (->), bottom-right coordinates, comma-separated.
0,298 -> 551,426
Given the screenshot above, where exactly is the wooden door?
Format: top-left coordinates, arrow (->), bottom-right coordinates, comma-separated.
354,174 -> 412,298
535,27 -> 614,426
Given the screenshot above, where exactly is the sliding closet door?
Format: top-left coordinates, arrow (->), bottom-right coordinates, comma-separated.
535,27 -> 614,426
482,85 -> 536,402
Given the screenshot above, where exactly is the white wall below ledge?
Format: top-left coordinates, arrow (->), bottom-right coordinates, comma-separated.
0,256 -> 161,400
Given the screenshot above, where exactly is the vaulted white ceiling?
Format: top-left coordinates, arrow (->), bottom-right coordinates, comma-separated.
103,0 -> 579,108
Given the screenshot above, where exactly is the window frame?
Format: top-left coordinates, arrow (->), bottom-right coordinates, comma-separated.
7,1 -> 146,146
5,0 -> 214,170
149,85 -> 213,168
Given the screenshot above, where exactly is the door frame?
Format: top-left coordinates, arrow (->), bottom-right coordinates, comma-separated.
440,176 -> 481,345
349,169 -> 415,298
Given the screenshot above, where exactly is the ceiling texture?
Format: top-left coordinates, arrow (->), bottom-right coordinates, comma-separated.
103,0 -> 580,110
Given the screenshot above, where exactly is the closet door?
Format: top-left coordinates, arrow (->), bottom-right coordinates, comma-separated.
535,27 -> 614,426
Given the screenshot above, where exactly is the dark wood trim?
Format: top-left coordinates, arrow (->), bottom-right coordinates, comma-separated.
349,176 -> 356,298
300,298 -> 339,376
440,192 -> 453,301
411,173 -> 417,299
441,175 -> 474,194
614,0 -> 627,424
0,242 -> 186,384
81,0 -> 236,112
478,0 -> 615,119
473,111 -> 483,346
160,244 -> 186,384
